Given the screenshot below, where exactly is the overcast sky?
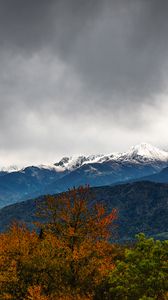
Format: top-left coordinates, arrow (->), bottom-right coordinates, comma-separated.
0,0 -> 168,166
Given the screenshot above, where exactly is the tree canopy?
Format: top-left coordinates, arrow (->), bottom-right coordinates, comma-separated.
0,186 -> 118,299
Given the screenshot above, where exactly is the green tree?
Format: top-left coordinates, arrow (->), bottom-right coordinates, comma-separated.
107,234 -> 168,300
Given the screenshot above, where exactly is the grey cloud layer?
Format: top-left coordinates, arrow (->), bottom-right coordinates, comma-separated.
0,0 -> 103,53
0,0 -> 168,164
1,0 -> 168,99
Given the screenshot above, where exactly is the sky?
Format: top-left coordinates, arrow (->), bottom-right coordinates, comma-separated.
0,0 -> 168,166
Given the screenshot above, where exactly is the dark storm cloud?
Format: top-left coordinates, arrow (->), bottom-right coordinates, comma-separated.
0,0 -> 103,53
0,0 -> 168,165
1,0 -> 168,99
66,0 -> 168,100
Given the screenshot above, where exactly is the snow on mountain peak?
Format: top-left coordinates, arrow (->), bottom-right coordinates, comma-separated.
52,143 -> 168,172
125,143 -> 168,161
54,154 -> 104,171
54,156 -> 86,171
1,143 -> 168,175
0,165 -> 21,173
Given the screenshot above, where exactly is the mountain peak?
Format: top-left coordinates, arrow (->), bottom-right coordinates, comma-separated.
127,143 -> 168,161
54,154 -> 104,171
53,143 -> 168,172
0,165 -> 21,173
1,143 -> 167,175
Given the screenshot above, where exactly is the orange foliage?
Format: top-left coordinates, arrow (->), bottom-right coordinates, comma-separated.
0,186 -> 118,299
37,186 -> 118,292
25,285 -> 49,300
0,223 -> 39,299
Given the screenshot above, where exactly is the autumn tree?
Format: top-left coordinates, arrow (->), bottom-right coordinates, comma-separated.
0,223 -> 39,300
0,186 -> 118,300
37,186 -> 118,297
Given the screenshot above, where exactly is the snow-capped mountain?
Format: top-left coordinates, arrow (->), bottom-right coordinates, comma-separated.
53,143 -> 168,171
42,143 -> 168,195
120,143 -> 168,162
1,143 -> 167,174
0,165 -> 21,173
54,154 -> 104,171
1,143 -> 168,209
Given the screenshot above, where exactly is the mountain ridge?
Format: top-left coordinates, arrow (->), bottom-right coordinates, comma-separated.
0,181 -> 167,241
0,143 -> 168,208
1,143 -> 168,174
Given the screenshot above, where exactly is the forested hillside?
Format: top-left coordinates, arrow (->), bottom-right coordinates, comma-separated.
0,186 -> 167,300
1,181 -> 168,241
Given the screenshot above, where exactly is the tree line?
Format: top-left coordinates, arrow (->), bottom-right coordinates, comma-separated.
0,186 -> 167,300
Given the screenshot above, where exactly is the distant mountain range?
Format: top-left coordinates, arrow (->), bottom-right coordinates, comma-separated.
134,166 -> 168,183
0,181 -> 168,241
1,143 -> 168,208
